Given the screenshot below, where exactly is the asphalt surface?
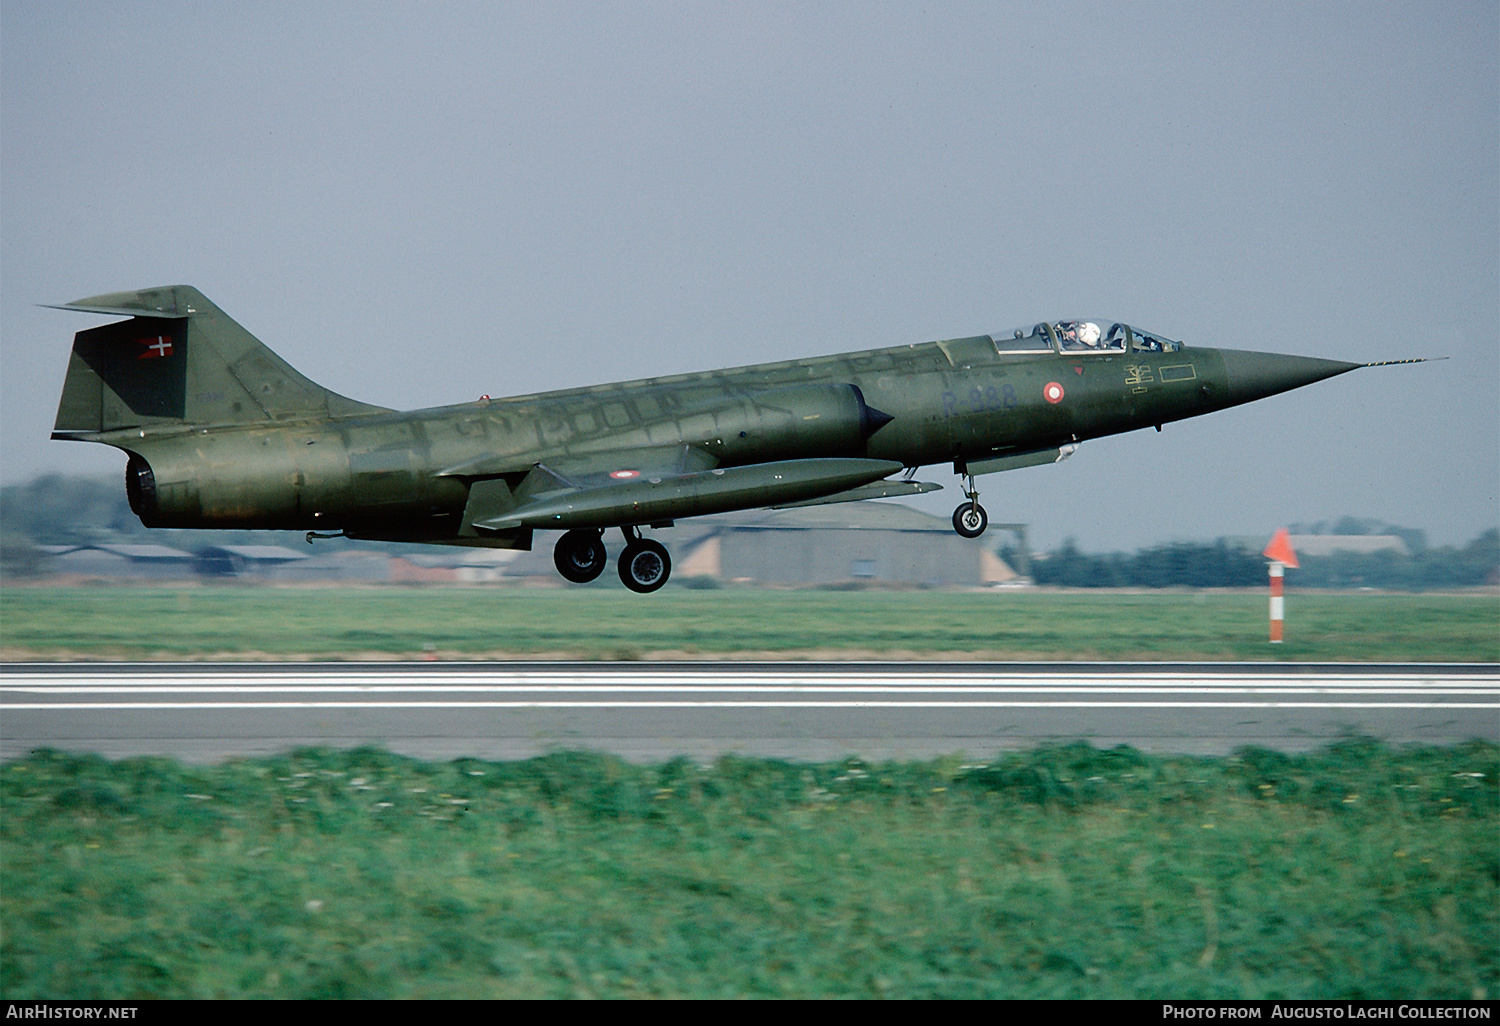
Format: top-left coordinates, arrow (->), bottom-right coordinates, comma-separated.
2,661 -> 1495,763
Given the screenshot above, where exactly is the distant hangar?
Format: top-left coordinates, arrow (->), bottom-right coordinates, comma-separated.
667,503 -> 1023,587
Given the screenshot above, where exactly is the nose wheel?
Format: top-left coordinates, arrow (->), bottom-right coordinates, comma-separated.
554,529 -> 607,583
953,502 -> 988,538
952,471 -> 989,538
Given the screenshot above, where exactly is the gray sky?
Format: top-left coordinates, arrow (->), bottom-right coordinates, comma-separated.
3,1 -> 1496,552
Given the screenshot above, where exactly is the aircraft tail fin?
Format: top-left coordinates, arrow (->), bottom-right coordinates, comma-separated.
50,285 -> 387,438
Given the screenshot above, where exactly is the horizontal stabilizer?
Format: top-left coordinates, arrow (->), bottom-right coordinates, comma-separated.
42,290 -> 203,319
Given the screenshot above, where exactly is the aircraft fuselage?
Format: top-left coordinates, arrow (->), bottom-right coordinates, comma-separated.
50,287 -> 1370,590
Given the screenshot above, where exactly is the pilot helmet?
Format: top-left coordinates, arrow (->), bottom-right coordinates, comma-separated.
1078,322 -> 1101,347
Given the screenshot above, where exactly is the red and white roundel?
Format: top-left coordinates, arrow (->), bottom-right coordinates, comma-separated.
609,469 -> 641,480
1043,381 -> 1065,404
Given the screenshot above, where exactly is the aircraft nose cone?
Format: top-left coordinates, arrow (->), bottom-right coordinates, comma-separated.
1218,350 -> 1362,406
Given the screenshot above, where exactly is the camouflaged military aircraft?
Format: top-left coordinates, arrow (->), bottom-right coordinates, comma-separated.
49,285 -> 1419,592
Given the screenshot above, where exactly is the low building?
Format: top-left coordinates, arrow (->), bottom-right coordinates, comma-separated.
267,549 -> 394,583
41,543 -> 197,580
1226,534 -> 1412,559
1286,535 -> 1410,558
195,544 -> 309,579
504,501 -> 1019,587
389,550 -> 520,584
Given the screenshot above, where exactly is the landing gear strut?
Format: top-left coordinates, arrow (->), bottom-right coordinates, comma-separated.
952,471 -> 988,538
553,529 -> 607,583
617,526 -> 671,593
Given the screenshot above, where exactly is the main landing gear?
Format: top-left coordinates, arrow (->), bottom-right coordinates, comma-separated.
552,527 -> 672,593
554,529 -> 608,583
952,471 -> 988,539
618,531 -> 671,593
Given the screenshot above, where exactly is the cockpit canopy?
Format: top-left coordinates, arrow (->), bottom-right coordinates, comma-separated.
998,320 -> 1184,354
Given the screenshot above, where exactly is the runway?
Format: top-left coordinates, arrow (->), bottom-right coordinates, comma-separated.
2,661 -> 1496,763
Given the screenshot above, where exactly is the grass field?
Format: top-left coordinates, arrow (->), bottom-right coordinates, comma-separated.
2,586 -> 1497,662
2,740 -> 1494,999
4,588 -> 1495,997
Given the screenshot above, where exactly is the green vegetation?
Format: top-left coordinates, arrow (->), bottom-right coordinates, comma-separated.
1023,529 -> 1499,591
1293,532 -> 1499,591
2,587 -> 1496,662
2,741 -> 1493,998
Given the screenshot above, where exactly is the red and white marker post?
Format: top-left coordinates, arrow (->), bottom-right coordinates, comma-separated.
1261,528 -> 1300,644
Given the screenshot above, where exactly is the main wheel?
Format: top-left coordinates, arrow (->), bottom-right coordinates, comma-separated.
554,530 -> 607,583
953,502 -> 988,538
618,539 -> 671,593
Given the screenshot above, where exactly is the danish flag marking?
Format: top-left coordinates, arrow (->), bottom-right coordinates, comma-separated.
137,336 -> 174,359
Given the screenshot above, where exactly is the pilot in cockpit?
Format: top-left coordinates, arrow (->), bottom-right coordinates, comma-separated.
1057,321 -> 1102,349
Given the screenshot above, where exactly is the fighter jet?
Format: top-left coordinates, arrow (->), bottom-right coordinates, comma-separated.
47,286 -> 1421,592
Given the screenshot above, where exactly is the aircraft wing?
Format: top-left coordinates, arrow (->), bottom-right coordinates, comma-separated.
467,447 -> 905,533
772,478 -> 943,509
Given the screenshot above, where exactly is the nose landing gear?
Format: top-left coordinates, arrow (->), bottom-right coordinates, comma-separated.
952,471 -> 988,538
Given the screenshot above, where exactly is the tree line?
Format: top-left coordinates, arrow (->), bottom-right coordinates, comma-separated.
1006,531 -> 1498,591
